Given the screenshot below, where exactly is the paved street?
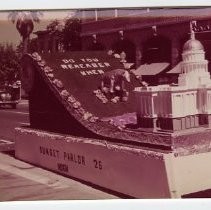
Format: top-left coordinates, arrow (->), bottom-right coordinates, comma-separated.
0,100 -> 29,152
0,100 -> 29,143
0,100 -> 118,201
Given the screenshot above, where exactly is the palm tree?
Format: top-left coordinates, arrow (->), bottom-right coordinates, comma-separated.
8,11 -> 43,54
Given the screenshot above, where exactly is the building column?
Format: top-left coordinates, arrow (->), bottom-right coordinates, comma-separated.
135,45 -> 142,67
151,94 -> 156,117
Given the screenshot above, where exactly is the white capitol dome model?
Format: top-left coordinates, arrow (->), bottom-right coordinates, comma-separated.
178,30 -> 211,88
135,24 -> 211,131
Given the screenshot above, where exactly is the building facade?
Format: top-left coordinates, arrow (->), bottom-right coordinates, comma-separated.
32,8 -> 211,82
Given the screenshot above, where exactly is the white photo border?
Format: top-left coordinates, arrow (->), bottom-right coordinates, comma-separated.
1,0 -> 211,210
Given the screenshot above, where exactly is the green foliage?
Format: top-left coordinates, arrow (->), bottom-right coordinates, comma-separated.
47,19 -> 62,32
8,11 -> 42,24
46,13 -> 82,52
8,11 -> 43,38
8,11 -> 43,53
63,17 -> 82,51
0,44 -> 21,84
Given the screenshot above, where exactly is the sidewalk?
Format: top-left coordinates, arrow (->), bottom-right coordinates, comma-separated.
18,99 -> 28,105
0,152 -> 118,201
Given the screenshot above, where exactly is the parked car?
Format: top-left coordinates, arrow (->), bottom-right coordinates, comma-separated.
0,81 -> 21,109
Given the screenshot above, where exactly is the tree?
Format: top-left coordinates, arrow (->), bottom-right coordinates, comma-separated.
63,16 -> 82,51
8,11 -> 43,54
0,43 -> 21,84
45,13 -> 82,52
47,19 -> 64,32
46,19 -> 65,52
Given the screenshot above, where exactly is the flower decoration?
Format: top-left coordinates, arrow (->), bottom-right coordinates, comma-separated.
68,96 -> 76,103
31,52 -> 39,58
60,89 -> 69,99
77,107 -> 86,115
32,52 -> 42,62
38,60 -> 46,67
47,73 -> 54,80
72,101 -> 81,109
111,96 -> 120,103
89,116 -> 99,123
107,50 -> 114,56
94,89 -> 108,104
44,66 -> 53,73
83,112 -> 93,120
120,51 -> 127,63
114,54 -> 121,59
117,125 -> 125,131
108,119 -> 114,125
123,63 -> 134,69
93,89 -> 101,94
53,79 -> 64,89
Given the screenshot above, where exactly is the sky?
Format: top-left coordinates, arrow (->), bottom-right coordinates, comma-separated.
2,7 -> 211,47
0,10 -> 75,47
0,9 -> 145,47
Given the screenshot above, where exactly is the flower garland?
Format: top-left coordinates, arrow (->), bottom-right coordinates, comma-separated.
30,52 -> 127,131
30,52 -> 100,124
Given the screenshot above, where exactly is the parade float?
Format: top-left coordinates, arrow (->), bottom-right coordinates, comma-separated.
15,24 -> 211,198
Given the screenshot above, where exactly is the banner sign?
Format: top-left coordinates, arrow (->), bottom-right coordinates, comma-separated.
45,51 -> 124,78
41,51 -> 137,118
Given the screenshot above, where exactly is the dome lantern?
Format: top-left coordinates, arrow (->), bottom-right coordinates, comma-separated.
183,21 -> 204,52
